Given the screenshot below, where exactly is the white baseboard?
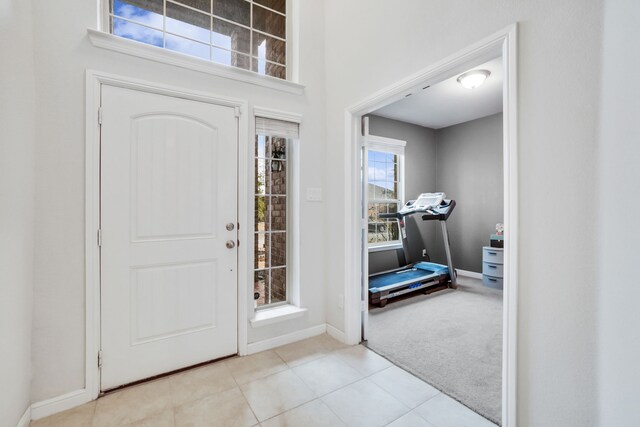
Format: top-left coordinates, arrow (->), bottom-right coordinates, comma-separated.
326,323 -> 346,343
457,269 -> 483,279
30,389 -> 91,421
247,324 -> 327,354
27,325 -> 337,421
16,405 -> 31,427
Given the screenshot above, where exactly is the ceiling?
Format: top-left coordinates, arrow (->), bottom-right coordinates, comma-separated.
372,57 -> 503,129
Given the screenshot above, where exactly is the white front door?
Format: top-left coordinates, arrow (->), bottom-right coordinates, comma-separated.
100,85 -> 238,390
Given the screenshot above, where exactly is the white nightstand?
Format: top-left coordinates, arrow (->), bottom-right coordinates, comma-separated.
482,246 -> 503,290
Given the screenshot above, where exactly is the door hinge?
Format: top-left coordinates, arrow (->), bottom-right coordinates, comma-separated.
97,350 -> 103,368
234,107 -> 241,118
97,229 -> 102,247
98,107 -> 103,125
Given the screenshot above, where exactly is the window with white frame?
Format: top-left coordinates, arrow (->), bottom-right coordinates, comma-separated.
367,137 -> 405,247
254,116 -> 298,308
108,0 -> 288,79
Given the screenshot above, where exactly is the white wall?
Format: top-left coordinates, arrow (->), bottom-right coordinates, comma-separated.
0,0 -> 36,425
597,0 -> 640,425
30,0 -> 326,402
324,1 -> 602,425
13,0 -> 640,423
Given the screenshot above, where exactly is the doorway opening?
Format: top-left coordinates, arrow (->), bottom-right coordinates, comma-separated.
343,25 -> 518,426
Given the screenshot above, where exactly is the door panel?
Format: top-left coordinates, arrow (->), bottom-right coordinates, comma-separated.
131,115 -> 217,241
130,260 -> 217,345
100,85 -> 238,390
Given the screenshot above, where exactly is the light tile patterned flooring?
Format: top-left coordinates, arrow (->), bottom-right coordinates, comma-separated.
31,334 -> 497,427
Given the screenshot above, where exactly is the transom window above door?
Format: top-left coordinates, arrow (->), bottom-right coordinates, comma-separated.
108,0 -> 287,79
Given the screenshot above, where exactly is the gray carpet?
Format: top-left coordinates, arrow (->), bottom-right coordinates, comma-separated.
366,276 -> 502,425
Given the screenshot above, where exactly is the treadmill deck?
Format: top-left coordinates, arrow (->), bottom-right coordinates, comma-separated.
368,262 -> 450,306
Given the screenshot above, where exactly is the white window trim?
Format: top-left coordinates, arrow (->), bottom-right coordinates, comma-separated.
250,107 -> 303,326
88,29 -> 304,95
91,0 -> 302,94
367,134 -> 407,155
250,304 -> 307,328
286,0 -> 298,82
366,135 -> 406,249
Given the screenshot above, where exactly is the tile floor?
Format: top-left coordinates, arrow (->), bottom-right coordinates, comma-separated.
30,334 -> 497,427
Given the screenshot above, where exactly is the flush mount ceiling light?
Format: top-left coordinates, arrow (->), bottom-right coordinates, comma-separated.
457,69 -> 491,89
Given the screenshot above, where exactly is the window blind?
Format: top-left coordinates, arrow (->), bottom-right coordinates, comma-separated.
256,116 -> 299,139
366,137 -> 406,156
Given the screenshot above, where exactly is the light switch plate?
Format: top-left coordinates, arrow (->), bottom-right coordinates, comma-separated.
306,187 -> 322,202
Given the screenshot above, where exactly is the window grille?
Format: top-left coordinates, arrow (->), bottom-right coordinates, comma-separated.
109,0 -> 287,79
253,116 -> 298,307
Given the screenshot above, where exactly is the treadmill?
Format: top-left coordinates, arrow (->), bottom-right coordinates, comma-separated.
369,193 -> 457,307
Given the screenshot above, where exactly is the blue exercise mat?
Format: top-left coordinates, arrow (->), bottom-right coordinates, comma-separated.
369,262 -> 449,292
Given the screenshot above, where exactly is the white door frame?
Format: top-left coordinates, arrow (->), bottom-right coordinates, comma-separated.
85,70 -> 250,399
342,24 -> 518,425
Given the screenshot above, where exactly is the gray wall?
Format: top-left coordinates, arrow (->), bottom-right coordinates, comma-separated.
368,113 -> 503,274
431,113 -> 503,272
367,115 -> 437,274
368,115 -> 438,203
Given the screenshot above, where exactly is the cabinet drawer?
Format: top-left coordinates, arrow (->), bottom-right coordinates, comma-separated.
482,262 -> 504,278
483,247 -> 504,264
483,275 -> 503,290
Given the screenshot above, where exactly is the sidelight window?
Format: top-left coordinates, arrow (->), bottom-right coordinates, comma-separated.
253,116 -> 299,308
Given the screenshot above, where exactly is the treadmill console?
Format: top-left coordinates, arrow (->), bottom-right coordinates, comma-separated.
380,192 -> 455,221
421,199 -> 456,221
400,192 -> 445,214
